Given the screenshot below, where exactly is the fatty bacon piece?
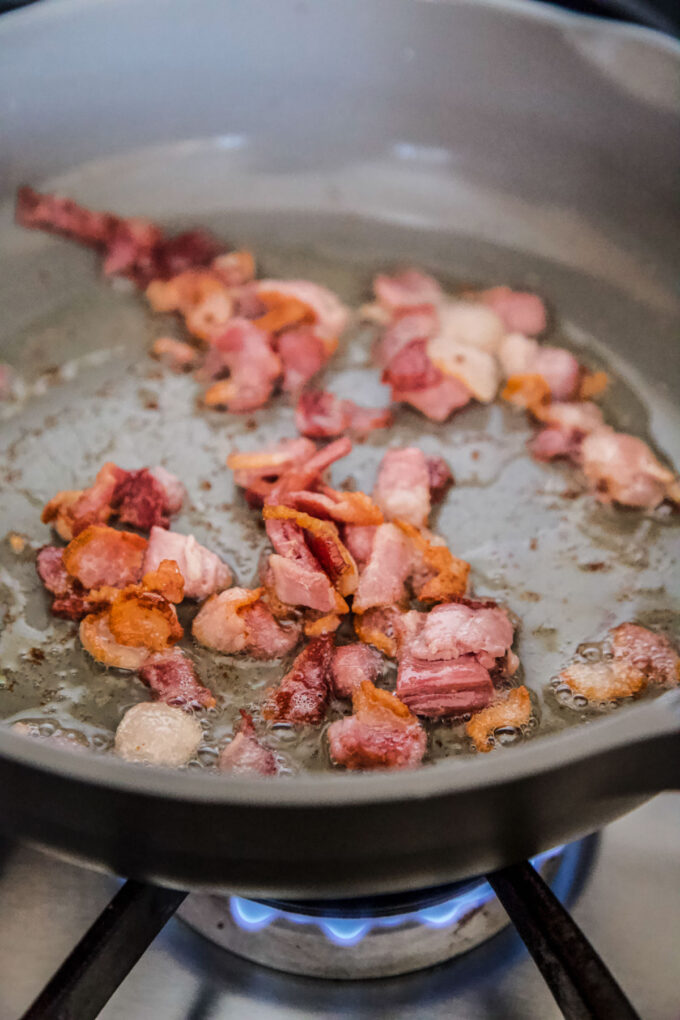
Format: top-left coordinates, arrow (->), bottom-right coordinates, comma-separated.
352,524 -> 414,613
144,526 -> 232,600
36,545 -> 108,621
331,643 -> 383,699
219,712 -> 278,776
192,587 -> 301,659
580,427 -> 679,509
62,525 -> 147,590
16,187 -> 224,289
139,649 -> 216,709
256,279 -> 350,347
263,636 -> 334,725
373,269 -> 442,313
465,686 -> 532,752
528,401 -> 605,462
383,340 -> 473,422
405,600 -> 515,669
373,447 -> 452,528
328,680 -> 427,771
478,287 -> 547,337
611,623 -> 680,686
500,334 -> 581,402
397,653 -> 494,719
277,327 -> 328,393
227,438 -> 317,507
202,319 -> 281,413
295,390 -> 392,440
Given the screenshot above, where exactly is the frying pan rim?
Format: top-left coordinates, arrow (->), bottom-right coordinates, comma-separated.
0,0 -> 678,812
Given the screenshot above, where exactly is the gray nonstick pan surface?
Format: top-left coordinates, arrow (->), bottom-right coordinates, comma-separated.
0,0 -> 678,897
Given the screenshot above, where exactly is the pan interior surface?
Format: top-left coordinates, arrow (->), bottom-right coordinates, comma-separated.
0,137 -> 678,781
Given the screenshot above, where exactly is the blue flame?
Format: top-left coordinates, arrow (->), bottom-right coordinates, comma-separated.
230,845 -> 565,948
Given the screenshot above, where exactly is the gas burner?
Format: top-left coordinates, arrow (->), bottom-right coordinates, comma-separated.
178,842 -> 584,979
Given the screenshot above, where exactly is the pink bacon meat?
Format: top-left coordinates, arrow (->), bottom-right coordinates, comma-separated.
295,390 -> 392,440
139,649 -> 216,709
328,680 -> 427,771
219,712 -> 278,775
331,643 -> 383,699
396,653 -> 494,718
144,526 -> 232,600
263,636 -> 334,725
373,447 -> 451,528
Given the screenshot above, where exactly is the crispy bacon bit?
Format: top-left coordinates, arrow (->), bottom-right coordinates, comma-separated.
391,375 -> 472,422
352,524 -> 414,612
374,269 -> 442,312
62,525 -> 147,590
304,611 -> 342,637
287,488 -> 383,526
466,686 -> 532,752
107,590 -> 183,652
373,447 -> 432,527
151,336 -> 198,372
395,523 -> 470,603
149,466 -> 185,515
219,712 -> 278,775
143,526 -> 232,600
579,370 -> 609,400
374,306 -> 439,367
397,653 -> 494,718
192,587 -> 299,658
295,390 -> 392,440
559,661 -> 646,702
253,290 -> 315,333
502,374 -> 551,414
268,437 -> 353,500
277,328 -> 327,393
479,286 -> 547,336
407,601 -> 514,668
42,461 -> 126,541
263,505 -> 358,597
529,401 -> 605,463
611,623 -> 679,686
263,636 -> 334,724
80,612 -> 151,671
202,318 -> 281,413
114,702 -> 203,766
580,427 -> 678,509
141,559 -> 185,603
139,649 -> 215,709
257,279 -> 350,345
426,335 -> 500,403
327,680 -> 426,771
331,644 -> 383,698
227,437 -> 317,505
354,606 -> 415,658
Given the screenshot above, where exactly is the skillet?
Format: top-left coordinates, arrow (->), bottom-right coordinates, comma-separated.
0,0 -> 678,900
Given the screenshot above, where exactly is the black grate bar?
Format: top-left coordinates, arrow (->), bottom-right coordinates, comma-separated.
488,861 -> 640,1020
20,880 -> 187,1020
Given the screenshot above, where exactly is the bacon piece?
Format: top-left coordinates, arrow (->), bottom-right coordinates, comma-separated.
427,456 -> 454,503
192,587 -> 299,658
436,301 -> 505,354
151,336 -> 199,372
580,427 -> 678,509
373,447 -> 432,527
532,347 -> 581,402
253,290 -> 315,333
149,466 -> 185,515
397,653 -> 494,718
16,186 -> 118,247
611,624 -> 679,686
426,335 -> 500,403
502,374 -> 551,414
354,606 -> 420,658
559,661 -> 646,702
114,702 -> 203,766
353,523 -> 413,612
112,468 -> 170,530
212,250 -> 256,287
42,462 -> 126,541
227,437 -> 317,505
331,644 -> 383,698
579,370 -> 609,400
407,601 -> 514,668
374,269 -> 442,312
343,524 -> 377,566
286,488 -> 383,526
219,712 -> 278,775
327,680 -> 426,771
395,523 -> 470,603
295,390 -> 392,440
391,375 -> 472,422
107,590 -> 183,652
263,505 -> 358,597
143,526 -> 231,600
256,279 -> 349,345
263,636 -> 334,724
140,559 -> 185,603
80,612 -> 151,670
36,545 -> 106,620
498,332 -> 539,377
265,514 -> 345,613
62,525 -> 147,590
139,649 -> 215,709
382,339 -> 441,391
466,686 -> 532,752
479,286 -> 547,336
277,328 -> 327,393
529,401 -> 605,462
268,437 -> 353,500
303,611 -> 342,637
374,305 -> 439,367
202,318 -> 281,413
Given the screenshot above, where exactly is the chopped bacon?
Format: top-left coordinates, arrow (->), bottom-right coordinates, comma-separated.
466,686 -> 532,751
529,401 -> 605,462
219,712 -> 278,775
611,623 -> 679,686
256,279 -> 350,345
264,505 -> 358,597
263,636 -> 334,724
327,680 -> 426,771
559,661 -> 646,702
286,488 -> 383,526
112,468 -> 172,530
579,370 -> 609,400
277,328 -> 327,393
143,526 -> 232,600
397,653 -> 494,718
343,524 -> 377,566
498,332 -> 539,377
502,374 -> 551,414
374,305 -> 439,367
141,559 -> 185,603
354,606 -> 421,658
202,318 -> 281,413
426,335 -> 500,403
303,610 -> 342,637
80,612 -> 151,671
268,437 -> 353,500
426,456 -> 454,503
107,589 -> 183,652
151,336 -> 199,372
331,644 -> 383,698
139,649 -> 216,709
62,525 -> 147,590
42,461 -> 126,541
479,286 -> 547,336
36,545 -> 106,620
373,269 -> 442,312
192,587 -> 300,658
212,250 -> 256,287
436,301 -> 505,354
373,447 -> 432,527
382,339 -> 441,391
391,376 -> 472,422
407,601 -> 514,669
352,523 -> 414,612
227,437 -> 317,506
580,427 -> 678,509
395,523 -> 470,603
531,347 -> 581,401
114,702 -> 203,766
149,466 -> 185,515
265,514 -> 344,613
253,290 -> 315,333
295,390 -> 392,440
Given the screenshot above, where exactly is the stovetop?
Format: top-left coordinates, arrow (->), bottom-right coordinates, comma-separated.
0,794 -> 678,1019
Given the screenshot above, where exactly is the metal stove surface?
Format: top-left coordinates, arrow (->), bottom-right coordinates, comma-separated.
0,795 -> 678,1020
